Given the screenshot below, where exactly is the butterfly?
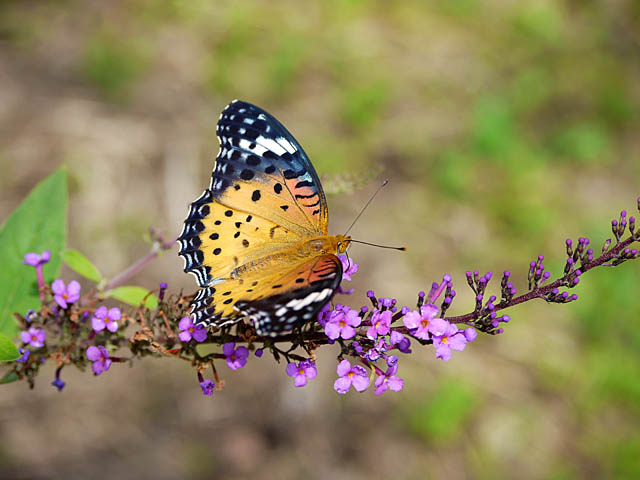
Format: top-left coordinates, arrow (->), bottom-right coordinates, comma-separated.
178,100 -> 351,337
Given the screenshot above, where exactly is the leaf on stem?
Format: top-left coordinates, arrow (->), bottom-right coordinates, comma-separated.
105,286 -> 158,309
0,333 -> 20,362
61,248 -> 103,283
0,169 -> 67,337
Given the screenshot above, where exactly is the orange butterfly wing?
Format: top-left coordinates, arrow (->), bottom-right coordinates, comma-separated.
179,101 -> 342,333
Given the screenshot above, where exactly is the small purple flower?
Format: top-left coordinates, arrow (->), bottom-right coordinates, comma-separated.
367,310 -> 391,339
286,360 -> 318,387
374,364 -> 404,395
22,251 -> 51,267
390,330 -> 412,354
20,327 -> 45,348
403,304 -> 439,340
324,307 -> 361,340
51,279 -> 81,309
431,320 -> 468,362
86,345 -> 112,375
200,379 -> 215,396
334,359 -> 370,394
223,342 -> 249,370
51,378 -> 65,392
16,348 -> 30,363
91,306 -> 121,333
338,254 -> 359,281
178,316 -> 208,342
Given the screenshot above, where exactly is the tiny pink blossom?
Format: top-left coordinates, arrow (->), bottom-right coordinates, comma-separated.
367,310 -> 391,339
334,359 -> 369,394
91,306 -> 121,333
51,279 -> 81,309
22,251 -> 51,267
374,364 -> 404,395
286,360 -> 317,387
20,327 -> 45,348
177,316 -> 207,342
223,342 -> 249,370
86,345 -> 112,375
324,307 -> 361,340
432,321 -> 468,362
403,304 -> 439,340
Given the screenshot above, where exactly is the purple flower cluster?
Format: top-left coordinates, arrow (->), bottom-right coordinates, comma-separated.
315,269 -> 479,395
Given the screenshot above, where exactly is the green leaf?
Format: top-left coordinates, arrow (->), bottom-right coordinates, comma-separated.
0,370 -> 19,385
106,286 -> 158,309
61,248 -> 102,283
0,169 -> 67,338
0,333 -> 20,362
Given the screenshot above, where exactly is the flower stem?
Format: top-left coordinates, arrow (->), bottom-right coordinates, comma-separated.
103,236 -> 176,291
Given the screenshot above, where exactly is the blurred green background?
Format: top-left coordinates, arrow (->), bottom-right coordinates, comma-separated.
1,1 -> 639,479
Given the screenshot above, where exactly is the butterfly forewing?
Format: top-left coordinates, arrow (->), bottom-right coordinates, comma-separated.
213,100 -> 328,235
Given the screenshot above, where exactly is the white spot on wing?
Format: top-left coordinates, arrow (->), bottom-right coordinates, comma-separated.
256,135 -> 286,155
277,136 -> 297,154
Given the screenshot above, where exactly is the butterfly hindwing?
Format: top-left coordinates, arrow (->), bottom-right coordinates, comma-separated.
235,254 -> 343,336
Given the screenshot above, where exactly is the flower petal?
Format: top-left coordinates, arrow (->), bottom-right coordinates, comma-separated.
192,326 -> 208,342
387,376 -> 404,392
293,374 -> 308,387
86,345 -> 101,361
334,376 -> 352,394
51,279 -> 66,295
286,362 -> 299,377
91,317 -> 105,332
351,374 -> 370,392
336,359 -> 352,377
222,342 -> 235,357
178,316 -> 192,331
403,310 -> 421,329
67,280 -> 81,295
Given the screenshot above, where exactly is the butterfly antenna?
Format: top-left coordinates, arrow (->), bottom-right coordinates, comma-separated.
343,179 -> 389,236
350,239 -> 406,251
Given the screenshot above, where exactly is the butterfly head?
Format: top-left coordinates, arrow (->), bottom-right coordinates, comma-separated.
335,234 -> 352,254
